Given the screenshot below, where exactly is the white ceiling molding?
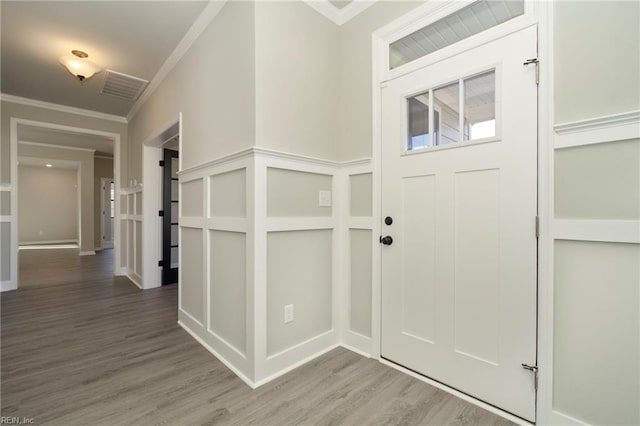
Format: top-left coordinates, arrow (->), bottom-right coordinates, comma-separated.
0,93 -> 127,123
303,0 -> 378,26
19,140 -> 97,153
126,0 -> 228,122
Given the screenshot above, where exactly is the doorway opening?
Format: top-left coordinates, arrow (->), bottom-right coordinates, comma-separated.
141,115 -> 181,289
8,118 -> 122,291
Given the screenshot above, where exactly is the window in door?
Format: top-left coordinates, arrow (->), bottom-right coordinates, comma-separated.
406,68 -> 496,152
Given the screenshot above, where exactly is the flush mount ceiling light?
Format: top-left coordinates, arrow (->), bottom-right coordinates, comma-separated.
45,163 -> 53,168
58,50 -> 101,83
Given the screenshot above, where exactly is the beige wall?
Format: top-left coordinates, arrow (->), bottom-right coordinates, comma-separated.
94,157 -> 114,247
127,0 -> 256,179
336,1 -> 425,161
18,144 -> 95,253
255,1 -> 339,159
18,165 -> 78,244
554,1 -> 640,123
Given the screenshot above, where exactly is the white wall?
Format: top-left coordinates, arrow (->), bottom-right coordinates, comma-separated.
18,165 -> 78,244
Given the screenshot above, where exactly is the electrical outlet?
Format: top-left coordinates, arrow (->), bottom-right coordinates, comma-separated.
284,304 -> 294,323
319,190 -> 332,207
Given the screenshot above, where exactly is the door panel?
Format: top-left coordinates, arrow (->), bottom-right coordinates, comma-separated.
162,148 -> 179,285
381,26 -> 538,421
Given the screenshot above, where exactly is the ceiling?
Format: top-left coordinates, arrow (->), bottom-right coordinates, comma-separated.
18,125 -> 115,156
1,1 -> 208,117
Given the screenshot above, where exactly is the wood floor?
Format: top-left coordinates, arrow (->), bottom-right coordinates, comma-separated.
1,249 -> 516,425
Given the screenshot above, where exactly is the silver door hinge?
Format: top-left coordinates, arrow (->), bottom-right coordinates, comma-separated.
535,216 -> 540,239
523,58 -> 539,85
522,363 -> 538,391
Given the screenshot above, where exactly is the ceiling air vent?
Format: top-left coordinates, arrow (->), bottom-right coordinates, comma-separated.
100,70 -> 148,101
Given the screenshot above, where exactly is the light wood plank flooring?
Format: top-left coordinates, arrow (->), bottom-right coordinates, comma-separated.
2,249 -> 515,425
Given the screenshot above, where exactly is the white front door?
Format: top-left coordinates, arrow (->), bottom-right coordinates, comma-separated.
381,26 -> 538,421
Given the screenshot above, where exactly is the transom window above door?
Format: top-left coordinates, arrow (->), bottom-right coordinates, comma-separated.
389,0 -> 525,70
406,69 -> 497,152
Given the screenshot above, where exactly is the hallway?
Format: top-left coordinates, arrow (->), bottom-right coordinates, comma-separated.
1,249 -> 514,425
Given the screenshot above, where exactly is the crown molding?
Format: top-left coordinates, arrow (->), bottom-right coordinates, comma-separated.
0,93 -> 127,123
302,0 -> 377,26
19,140 -> 96,153
127,0 -> 228,122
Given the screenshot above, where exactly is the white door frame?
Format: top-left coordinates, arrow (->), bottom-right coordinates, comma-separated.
141,113 -> 182,289
100,177 -> 115,249
9,118 -> 123,290
370,1 -> 554,424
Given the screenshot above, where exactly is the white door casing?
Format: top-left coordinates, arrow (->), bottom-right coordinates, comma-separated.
380,26 -> 538,421
101,178 -> 114,248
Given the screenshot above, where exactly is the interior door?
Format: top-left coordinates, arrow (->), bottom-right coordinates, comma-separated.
162,148 -> 179,285
381,26 -> 538,421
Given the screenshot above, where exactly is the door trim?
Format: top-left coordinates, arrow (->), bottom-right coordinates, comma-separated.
371,1 -> 554,423
8,117 -> 123,291
141,114 -> 182,289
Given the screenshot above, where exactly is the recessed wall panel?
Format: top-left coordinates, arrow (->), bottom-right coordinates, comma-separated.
401,175 -> 436,342
1,192 -> 10,216
554,240 -> 639,425
267,230 -> 332,356
181,228 -> 204,323
453,169 -> 500,364
135,222 -> 142,275
127,221 -> 134,272
350,229 -> 372,337
127,194 -> 134,215
350,173 -> 372,217
1,222 -> 10,281
555,139 -> 640,220
210,230 -> 246,354
267,168 -> 332,217
134,193 -> 142,215
210,169 -> 246,217
182,179 -> 203,217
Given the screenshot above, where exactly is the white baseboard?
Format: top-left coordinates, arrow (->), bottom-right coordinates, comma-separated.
253,342 -> 340,388
1,280 -> 17,292
20,239 -> 78,246
379,358 -> 533,426
342,330 -> 373,357
79,250 -> 96,256
178,319 -> 256,389
126,272 -> 143,289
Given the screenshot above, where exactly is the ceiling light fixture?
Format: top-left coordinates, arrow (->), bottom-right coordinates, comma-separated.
58,50 -> 101,83
45,164 -> 53,168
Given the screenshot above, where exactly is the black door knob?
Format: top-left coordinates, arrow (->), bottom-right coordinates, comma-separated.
385,216 -> 393,225
380,235 -> 393,245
